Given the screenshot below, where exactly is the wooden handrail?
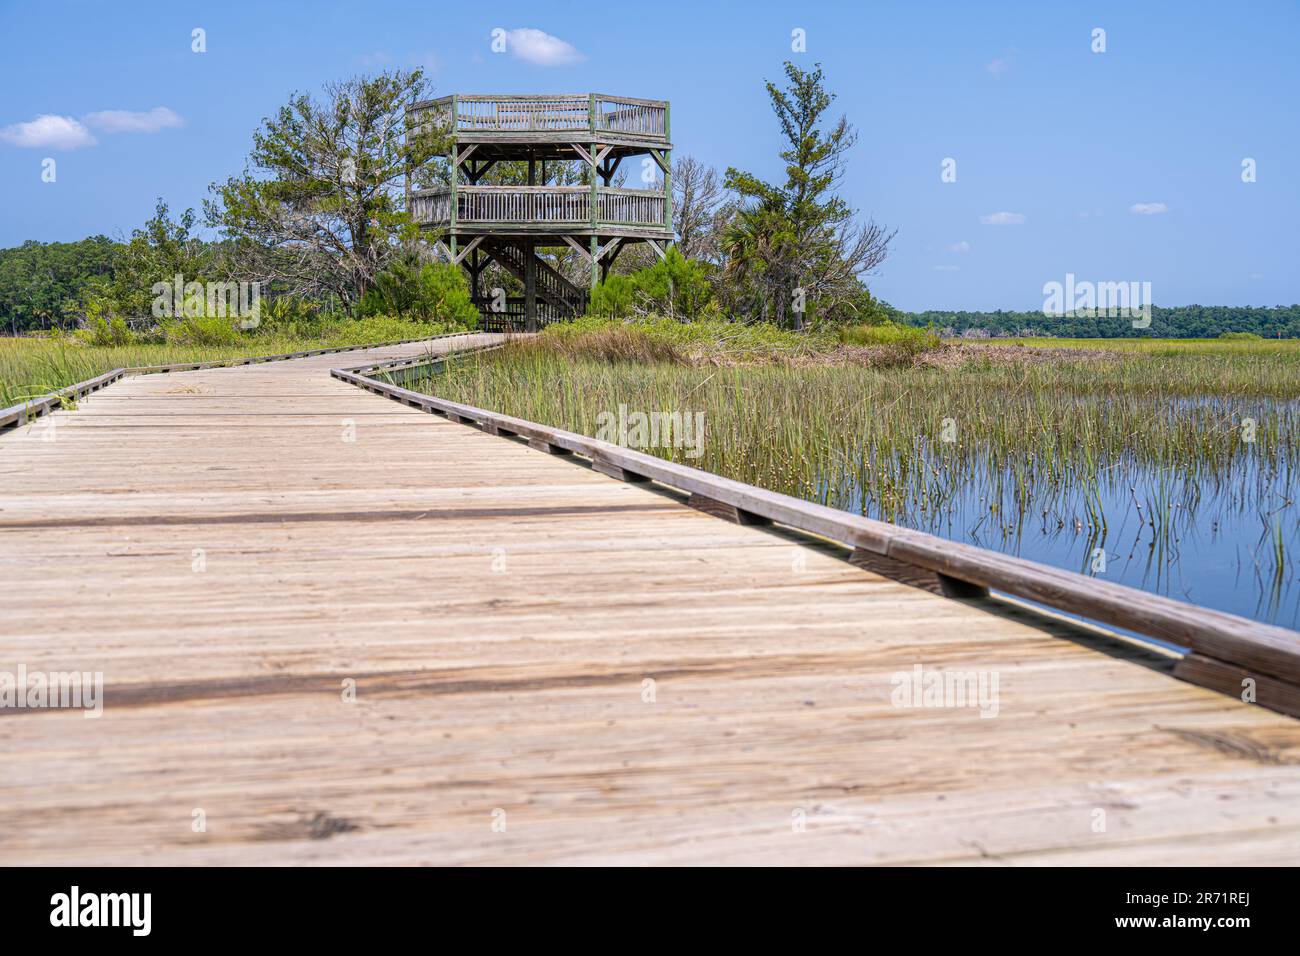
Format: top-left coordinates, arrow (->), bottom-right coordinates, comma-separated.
0,367 -> 129,429
330,348 -> 1300,703
411,185 -> 668,228
407,94 -> 668,138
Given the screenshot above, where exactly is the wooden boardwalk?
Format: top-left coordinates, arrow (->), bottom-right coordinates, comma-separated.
2,336 -> 1299,865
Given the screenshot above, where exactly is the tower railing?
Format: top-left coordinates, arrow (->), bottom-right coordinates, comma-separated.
409,94 -> 668,139
411,185 -> 668,228
405,92 -> 672,332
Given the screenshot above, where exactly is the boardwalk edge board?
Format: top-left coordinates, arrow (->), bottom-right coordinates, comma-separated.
0,332 -> 480,431
331,347 -> 1300,719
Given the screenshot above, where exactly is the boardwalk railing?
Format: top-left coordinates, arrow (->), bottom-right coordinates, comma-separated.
409,94 -> 668,139
331,347 -> 1300,719
410,185 -> 667,228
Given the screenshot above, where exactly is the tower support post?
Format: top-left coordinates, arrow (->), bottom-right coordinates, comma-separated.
524,239 -> 538,333
663,101 -> 673,238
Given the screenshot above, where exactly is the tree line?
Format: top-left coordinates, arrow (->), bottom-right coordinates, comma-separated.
1,62 -> 1292,339
0,62 -> 901,334
899,307 -> 1300,339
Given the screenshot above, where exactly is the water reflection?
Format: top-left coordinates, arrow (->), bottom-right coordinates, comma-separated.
849,455 -> 1298,630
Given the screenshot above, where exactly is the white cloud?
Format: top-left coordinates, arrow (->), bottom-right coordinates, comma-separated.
354,51 -> 392,67
83,107 -> 183,134
948,240 -> 971,253
932,265 -> 960,272
979,211 -> 1026,225
986,57 -> 1010,76
1129,202 -> 1168,215
505,28 -> 585,66
0,113 -> 96,149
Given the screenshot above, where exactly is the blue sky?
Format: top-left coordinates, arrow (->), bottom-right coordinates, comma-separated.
1,0 -> 1296,311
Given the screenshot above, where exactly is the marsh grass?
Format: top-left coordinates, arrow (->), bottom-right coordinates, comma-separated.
403,338 -> 1299,605
539,315 -> 824,365
0,318 -> 457,408
837,322 -> 941,362
424,348 -> 1297,507
962,338 -> 1300,397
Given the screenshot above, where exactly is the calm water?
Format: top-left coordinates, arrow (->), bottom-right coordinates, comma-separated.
845,452 -> 1300,633
405,360 -> 1299,633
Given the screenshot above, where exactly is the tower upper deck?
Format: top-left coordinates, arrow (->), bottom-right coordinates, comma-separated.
407,93 -> 670,159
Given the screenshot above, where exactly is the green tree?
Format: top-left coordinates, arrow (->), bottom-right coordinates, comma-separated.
720,200 -> 796,324
0,237 -> 120,332
724,62 -> 893,329
206,69 -> 445,308
108,199 -> 211,318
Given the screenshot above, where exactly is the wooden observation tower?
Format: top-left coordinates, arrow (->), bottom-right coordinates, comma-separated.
406,94 -> 673,332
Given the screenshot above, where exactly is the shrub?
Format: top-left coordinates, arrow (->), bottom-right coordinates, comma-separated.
1219,331 -> 1263,341
252,297 -> 322,337
589,274 -> 636,318
161,314 -> 242,346
837,321 -> 941,364
589,248 -> 715,319
359,261 -> 480,328
537,315 -> 814,364
324,314 -> 452,345
79,316 -> 136,347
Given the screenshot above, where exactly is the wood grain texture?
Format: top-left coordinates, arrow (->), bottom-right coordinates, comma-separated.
849,548 -> 990,600
337,362 -> 1300,687
1174,653 -> 1300,719
2,335 -> 1299,866
687,491 -> 772,527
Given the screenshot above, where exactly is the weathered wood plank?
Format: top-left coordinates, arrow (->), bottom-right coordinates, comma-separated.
848,547 -> 989,599
687,491 -> 771,527
591,459 -> 649,483
527,437 -> 571,455
2,335 -> 1300,866
1174,653 -> 1300,719
333,364 -> 1300,690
